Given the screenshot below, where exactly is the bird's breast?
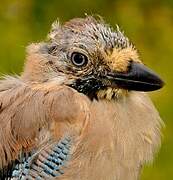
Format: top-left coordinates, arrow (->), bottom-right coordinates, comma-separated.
12,92 -> 162,180
61,92 -> 162,180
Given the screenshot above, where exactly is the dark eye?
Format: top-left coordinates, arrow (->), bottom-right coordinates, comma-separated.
71,52 -> 88,67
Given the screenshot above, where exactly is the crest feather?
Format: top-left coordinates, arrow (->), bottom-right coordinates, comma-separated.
48,20 -> 61,41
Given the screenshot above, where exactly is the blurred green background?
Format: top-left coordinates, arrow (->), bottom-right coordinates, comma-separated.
0,0 -> 172,179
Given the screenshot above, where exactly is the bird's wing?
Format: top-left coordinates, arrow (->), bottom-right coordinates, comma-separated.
0,76 -> 90,179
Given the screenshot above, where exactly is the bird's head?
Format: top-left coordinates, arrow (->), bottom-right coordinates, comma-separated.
23,16 -> 164,100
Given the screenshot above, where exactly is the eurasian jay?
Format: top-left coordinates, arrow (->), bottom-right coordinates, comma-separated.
0,16 -> 164,180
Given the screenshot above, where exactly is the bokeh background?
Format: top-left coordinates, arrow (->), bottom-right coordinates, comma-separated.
0,0 -> 172,179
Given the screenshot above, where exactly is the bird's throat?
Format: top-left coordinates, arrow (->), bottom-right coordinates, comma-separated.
96,88 -> 128,100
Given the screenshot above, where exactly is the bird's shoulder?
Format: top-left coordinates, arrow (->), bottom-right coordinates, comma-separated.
0,76 -> 91,178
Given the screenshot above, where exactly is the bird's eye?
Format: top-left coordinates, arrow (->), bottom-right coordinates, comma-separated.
71,52 -> 88,67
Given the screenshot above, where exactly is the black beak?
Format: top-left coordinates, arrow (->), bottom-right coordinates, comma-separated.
107,61 -> 164,91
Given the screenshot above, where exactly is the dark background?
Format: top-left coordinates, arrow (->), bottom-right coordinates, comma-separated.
0,0 -> 172,179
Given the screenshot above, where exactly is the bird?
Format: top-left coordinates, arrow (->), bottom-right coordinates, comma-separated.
0,16 -> 164,180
